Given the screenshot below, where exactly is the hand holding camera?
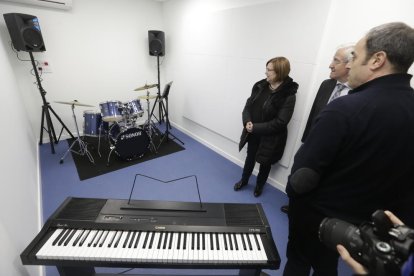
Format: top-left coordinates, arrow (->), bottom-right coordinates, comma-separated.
319,210 -> 414,276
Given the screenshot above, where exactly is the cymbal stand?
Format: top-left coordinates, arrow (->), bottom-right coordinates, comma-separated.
143,90 -> 158,153
60,104 -> 94,164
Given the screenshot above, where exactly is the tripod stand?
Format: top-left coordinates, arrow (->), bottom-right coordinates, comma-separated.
59,103 -> 94,164
28,51 -> 74,154
149,82 -> 184,148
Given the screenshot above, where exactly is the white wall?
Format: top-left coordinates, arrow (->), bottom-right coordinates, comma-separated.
162,0 -> 414,191
0,11 -> 40,276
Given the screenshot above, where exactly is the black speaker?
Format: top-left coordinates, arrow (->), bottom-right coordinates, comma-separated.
3,13 -> 46,52
148,30 -> 165,56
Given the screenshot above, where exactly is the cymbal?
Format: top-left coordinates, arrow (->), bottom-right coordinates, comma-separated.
55,100 -> 94,107
134,83 -> 158,91
138,95 -> 158,100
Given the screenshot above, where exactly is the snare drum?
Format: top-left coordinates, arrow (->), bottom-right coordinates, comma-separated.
99,100 -> 123,122
83,111 -> 108,136
127,99 -> 144,117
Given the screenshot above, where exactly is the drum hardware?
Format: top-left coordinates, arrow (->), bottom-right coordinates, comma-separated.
140,90 -> 160,154
57,101 -> 95,164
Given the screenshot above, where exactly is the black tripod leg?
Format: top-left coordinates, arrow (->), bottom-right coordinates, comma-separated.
48,105 -> 76,140
39,106 -> 46,145
44,105 -> 56,154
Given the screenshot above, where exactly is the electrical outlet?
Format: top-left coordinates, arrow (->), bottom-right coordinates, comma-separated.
37,60 -> 52,73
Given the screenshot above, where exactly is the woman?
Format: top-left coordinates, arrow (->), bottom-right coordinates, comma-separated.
234,57 -> 298,197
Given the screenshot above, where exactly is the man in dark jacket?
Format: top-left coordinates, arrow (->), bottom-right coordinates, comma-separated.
281,44 -> 354,214
283,22 -> 414,276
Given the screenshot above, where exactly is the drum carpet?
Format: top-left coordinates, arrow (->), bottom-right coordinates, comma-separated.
67,134 -> 185,180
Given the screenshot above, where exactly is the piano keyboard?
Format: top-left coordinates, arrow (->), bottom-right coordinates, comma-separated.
36,228 -> 268,264
21,197 -> 281,275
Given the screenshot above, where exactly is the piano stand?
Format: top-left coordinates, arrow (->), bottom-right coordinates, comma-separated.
57,266 -> 95,276
56,267 -> 269,276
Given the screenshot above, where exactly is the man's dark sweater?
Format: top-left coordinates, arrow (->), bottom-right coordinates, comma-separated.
286,73 -> 414,227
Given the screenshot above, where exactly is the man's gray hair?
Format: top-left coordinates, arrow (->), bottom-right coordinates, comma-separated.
365,22 -> 414,73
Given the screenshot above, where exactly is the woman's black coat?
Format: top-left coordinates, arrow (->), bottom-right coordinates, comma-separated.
239,77 -> 298,165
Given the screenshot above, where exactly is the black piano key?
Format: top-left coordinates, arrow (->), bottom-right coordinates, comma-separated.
196,233 -> 200,250
72,229 -> 85,246
253,234 -> 261,250
113,231 -> 123,248
223,234 -> 228,250
87,230 -> 98,247
99,230 -> 108,247
215,233 -> 220,250
177,233 -> 182,250
233,234 -> 239,250
93,230 -> 103,247
191,233 -> 195,250
228,233 -> 234,250
123,231 -> 131,248
245,233 -> 253,250
134,231 -> 142,248
157,232 -> 164,249
57,229 -> 71,246
202,233 -> 205,250
142,232 -> 149,249
210,233 -> 214,250
64,229 -> 77,246
52,228 -> 67,246
163,232 -> 169,249
149,232 -> 155,249
79,230 -> 91,246
168,232 -> 173,249
241,233 -> 247,250
129,231 -> 137,248
107,230 -> 118,248
183,233 -> 187,250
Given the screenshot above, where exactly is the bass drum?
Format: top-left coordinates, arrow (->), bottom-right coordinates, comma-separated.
109,125 -> 150,160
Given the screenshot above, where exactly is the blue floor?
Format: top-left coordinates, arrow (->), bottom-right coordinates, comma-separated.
39,126 -> 352,276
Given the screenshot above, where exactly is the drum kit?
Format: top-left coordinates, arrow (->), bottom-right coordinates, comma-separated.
56,83 -> 162,165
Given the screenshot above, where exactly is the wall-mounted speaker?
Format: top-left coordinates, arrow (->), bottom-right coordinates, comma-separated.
3,13 -> 46,52
148,30 -> 165,56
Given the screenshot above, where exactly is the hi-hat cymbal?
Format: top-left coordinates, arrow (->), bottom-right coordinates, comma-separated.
55,100 -> 94,107
138,95 -> 158,100
134,83 -> 158,91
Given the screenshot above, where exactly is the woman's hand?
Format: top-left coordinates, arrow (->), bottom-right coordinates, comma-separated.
246,122 -> 253,133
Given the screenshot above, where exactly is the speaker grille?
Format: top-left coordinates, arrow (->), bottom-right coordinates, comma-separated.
56,198 -> 107,221
22,28 -> 43,50
224,204 -> 264,226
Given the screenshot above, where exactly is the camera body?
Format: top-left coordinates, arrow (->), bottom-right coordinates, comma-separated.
319,210 -> 414,276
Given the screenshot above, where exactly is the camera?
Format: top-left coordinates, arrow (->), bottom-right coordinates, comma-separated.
319,210 -> 414,276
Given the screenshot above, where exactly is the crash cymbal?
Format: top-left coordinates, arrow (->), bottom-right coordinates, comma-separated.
134,83 -> 158,91
55,100 -> 94,107
138,95 -> 158,100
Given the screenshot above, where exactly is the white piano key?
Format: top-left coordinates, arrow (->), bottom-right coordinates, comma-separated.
36,228 -> 64,260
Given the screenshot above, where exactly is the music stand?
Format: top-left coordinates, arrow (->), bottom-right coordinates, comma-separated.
155,81 -> 184,147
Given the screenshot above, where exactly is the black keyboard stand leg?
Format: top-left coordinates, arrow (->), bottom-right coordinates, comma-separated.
57,266 -> 95,276
239,269 -> 268,276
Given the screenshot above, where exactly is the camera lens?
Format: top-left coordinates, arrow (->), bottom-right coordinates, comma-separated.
319,218 -> 364,253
